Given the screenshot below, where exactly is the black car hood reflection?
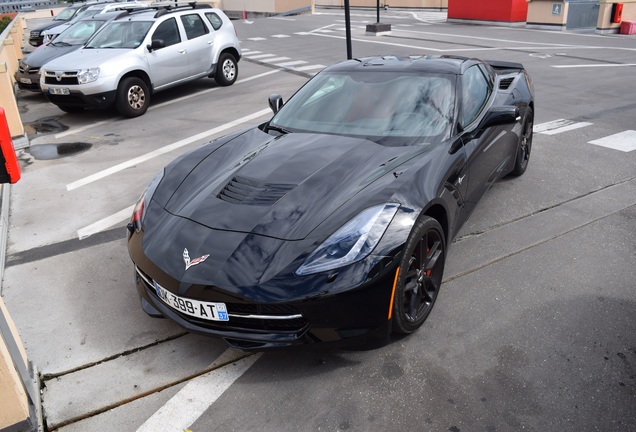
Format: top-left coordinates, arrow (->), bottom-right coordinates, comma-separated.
163,128 -> 428,241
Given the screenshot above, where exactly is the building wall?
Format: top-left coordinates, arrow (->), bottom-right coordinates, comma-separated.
448,0 -> 528,22
597,0 -> 636,33
315,0 -> 447,8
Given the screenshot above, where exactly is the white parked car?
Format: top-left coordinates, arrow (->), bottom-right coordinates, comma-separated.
40,3 -> 241,117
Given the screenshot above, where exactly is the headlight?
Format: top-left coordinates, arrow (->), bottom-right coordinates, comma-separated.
130,170 -> 164,233
77,68 -> 100,84
295,203 -> 399,276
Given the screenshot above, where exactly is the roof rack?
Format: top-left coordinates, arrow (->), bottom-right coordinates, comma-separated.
108,1 -> 212,19
153,2 -> 212,18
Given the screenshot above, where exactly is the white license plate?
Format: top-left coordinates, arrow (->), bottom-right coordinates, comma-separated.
20,77 -> 32,84
153,281 -> 229,321
49,87 -> 70,95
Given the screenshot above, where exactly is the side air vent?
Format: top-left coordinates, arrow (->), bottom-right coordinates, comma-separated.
217,176 -> 296,206
499,77 -> 515,90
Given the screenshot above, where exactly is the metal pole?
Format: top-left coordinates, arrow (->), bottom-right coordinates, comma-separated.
344,0 -> 352,59
377,0 -> 380,23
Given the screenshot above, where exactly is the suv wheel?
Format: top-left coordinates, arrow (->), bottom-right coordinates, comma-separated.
215,53 -> 238,86
115,77 -> 149,118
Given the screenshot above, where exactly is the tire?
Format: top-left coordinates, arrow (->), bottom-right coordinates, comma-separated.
392,216 -> 446,334
510,107 -> 533,177
57,105 -> 84,113
115,77 -> 150,118
215,53 -> 238,86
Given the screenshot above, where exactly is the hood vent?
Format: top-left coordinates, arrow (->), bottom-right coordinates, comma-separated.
499,77 -> 515,90
217,176 -> 296,206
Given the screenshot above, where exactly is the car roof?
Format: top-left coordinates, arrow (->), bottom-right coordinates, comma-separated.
326,55 -> 479,75
109,3 -> 218,22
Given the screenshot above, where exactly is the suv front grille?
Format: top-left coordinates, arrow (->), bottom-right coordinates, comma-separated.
43,70 -> 80,85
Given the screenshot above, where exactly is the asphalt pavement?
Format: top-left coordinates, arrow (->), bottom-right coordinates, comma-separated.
3,8 -> 636,432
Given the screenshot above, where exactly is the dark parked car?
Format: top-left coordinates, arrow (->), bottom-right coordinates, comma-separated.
28,2 -> 101,46
127,55 -> 534,350
17,11 -> 124,91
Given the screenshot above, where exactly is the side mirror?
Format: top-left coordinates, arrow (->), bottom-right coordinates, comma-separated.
0,108 -> 21,184
147,39 -> 165,52
268,94 -> 283,114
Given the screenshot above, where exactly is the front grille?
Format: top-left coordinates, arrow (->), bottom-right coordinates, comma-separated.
217,176 -> 296,206
18,65 -> 39,74
136,267 -> 308,333
43,70 -> 80,85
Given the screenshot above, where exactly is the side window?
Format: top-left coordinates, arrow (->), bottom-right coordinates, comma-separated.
180,14 -> 209,40
461,65 -> 492,127
152,18 -> 180,47
205,12 -> 223,30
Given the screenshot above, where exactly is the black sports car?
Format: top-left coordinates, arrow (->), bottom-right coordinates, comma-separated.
127,55 -> 534,350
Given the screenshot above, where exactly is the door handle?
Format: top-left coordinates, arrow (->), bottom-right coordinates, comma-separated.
178,49 -> 186,54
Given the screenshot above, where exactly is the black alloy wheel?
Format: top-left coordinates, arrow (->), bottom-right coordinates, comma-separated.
510,107 -> 534,177
392,216 -> 446,334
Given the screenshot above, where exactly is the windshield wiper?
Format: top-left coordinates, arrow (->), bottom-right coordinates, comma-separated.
267,124 -> 291,135
51,41 -> 71,47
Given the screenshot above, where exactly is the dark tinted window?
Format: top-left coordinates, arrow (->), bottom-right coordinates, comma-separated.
181,14 -> 208,39
461,65 -> 491,127
152,18 -> 180,47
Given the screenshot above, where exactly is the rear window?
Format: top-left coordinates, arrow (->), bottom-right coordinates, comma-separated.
205,12 -> 223,30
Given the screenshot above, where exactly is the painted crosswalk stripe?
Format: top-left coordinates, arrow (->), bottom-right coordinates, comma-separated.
275,60 -> 308,67
245,53 -> 276,59
294,64 -> 325,71
271,34 -> 290,38
246,37 -> 266,41
261,56 -> 291,63
241,50 -> 261,55
294,31 -> 311,35
589,130 -> 636,152
533,119 -> 592,135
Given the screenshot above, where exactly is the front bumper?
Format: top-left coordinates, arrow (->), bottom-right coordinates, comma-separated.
133,259 -> 398,350
43,89 -> 117,109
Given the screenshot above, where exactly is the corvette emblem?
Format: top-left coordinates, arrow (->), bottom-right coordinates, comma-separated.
183,248 -> 209,271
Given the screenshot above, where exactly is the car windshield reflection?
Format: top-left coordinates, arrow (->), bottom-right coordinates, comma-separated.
85,21 -> 153,49
270,71 -> 456,146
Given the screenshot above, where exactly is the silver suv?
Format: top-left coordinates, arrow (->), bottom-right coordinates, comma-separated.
40,4 -> 241,117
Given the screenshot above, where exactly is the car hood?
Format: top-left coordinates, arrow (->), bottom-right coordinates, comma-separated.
23,44 -> 79,68
42,48 -> 135,72
161,128 -> 426,241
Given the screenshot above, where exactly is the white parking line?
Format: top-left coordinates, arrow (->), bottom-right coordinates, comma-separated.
533,119 -> 592,135
136,350 -> 261,432
54,70 -> 280,139
244,53 -> 276,59
294,64 -> 325,71
552,63 -> 636,68
589,130 -> 636,152
261,56 -> 291,63
77,205 -> 134,240
66,108 -> 271,191
275,60 -> 308,67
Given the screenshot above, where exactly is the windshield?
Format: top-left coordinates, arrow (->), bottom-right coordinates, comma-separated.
52,20 -> 106,46
54,7 -> 78,21
85,21 -> 152,49
269,70 -> 456,146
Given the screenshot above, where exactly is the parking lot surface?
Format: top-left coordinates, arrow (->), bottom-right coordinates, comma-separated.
4,8 -> 636,431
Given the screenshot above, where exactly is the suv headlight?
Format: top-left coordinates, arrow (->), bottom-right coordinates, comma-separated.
296,203 -> 399,276
77,68 -> 100,84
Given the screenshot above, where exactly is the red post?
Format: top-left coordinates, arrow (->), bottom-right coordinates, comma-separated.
0,109 -> 21,184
